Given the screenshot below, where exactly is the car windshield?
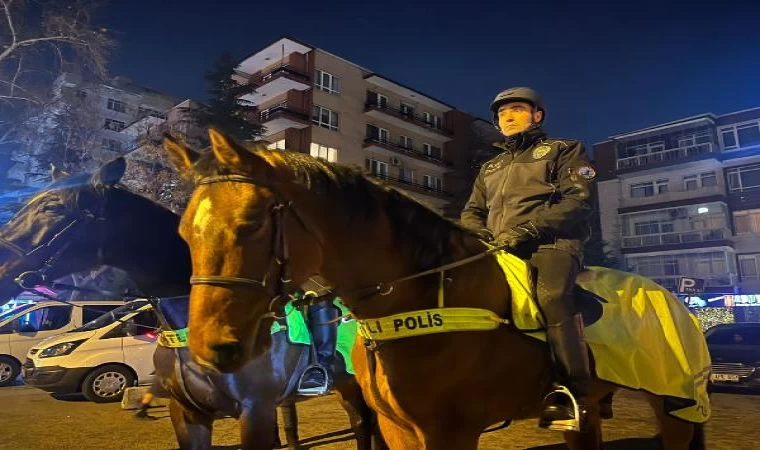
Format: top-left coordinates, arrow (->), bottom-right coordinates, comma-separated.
71,300 -> 150,332
0,303 -> 36,325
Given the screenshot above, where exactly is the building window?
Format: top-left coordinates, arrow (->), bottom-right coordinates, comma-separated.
626,251 -> 734,284
310,143 -> 338,162
103,118 -> 125,132
314,70 -> 340,94
267,139 -> 286,150
101,139 -> 122,152
422,143 -> 442,160
423,175 -> 442,191
366,159 -> 388,177
700,172 -> 717,187
400,102 -> 414,117
634,220 -> 673,236
399,135 -> 413,149
720,121 -> 760,150
630,180 -> 667,198
107,98 -> 127,113
399,168 -> 415,183
312,105 -> 339,131
739,254 -> 760,280
683,172 -> 716,191
734,209 -> 760,235
727,164 -> 760,192
683,175 -> 699,191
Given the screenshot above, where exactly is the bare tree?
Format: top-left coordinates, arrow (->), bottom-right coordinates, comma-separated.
0,0 -> 113,146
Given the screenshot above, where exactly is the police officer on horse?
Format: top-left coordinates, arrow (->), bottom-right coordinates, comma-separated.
461,87 -> 597,432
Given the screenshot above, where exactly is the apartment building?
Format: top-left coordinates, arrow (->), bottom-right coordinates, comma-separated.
594,107 -> 760,298
232,37 -> 485,216
6,73 -> 180,187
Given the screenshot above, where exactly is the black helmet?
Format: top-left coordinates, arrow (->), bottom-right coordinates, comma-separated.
490,87 -> 545,129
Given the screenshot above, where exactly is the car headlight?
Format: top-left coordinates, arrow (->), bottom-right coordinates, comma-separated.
39,340 -> 87,358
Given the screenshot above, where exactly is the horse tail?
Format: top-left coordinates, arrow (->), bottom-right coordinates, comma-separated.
689,423 -> 706,450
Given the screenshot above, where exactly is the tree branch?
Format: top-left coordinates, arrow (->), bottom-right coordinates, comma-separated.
1,0 -> 17,48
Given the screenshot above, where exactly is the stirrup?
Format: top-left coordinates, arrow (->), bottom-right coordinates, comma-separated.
296,364 -> 332,396
538,385 -> 584,432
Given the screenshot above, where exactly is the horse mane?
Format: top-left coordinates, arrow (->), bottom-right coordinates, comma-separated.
43,171 -> 180,224
192,148 -> 471,270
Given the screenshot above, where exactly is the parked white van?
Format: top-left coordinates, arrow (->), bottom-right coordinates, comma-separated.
0,300 -> 126,387
23,299 -> 160,402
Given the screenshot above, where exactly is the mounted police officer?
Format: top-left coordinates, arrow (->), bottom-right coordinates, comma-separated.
461,87 -> 597,432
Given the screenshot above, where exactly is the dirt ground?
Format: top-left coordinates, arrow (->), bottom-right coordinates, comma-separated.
0,385 -> 758,449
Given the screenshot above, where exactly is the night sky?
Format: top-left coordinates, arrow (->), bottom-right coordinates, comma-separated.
101,0 -> 760,150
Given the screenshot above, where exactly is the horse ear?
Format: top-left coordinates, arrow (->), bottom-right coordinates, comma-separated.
163,134 -> 199,173
208,128 -> 263,171
50,164 -> 69,181
92,157 -> 126,189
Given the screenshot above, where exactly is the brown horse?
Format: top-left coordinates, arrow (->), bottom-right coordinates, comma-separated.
163,128 -> 706,450
0,160 -> 383,450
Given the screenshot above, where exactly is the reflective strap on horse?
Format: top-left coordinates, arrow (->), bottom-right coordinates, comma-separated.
356,307 -> 509,342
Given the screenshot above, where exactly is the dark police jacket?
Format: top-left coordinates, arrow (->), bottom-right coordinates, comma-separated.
461,128 -> 596,258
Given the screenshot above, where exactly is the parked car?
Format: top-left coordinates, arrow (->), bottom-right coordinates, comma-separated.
706,322 -> 760,388
0,300 -> 126,387
22,299 -> 160,402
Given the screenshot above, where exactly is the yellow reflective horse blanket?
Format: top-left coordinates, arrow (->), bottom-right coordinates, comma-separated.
495,251 -> 711,423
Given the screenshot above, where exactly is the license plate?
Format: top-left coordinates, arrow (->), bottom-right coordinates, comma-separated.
710,373 -> 740,382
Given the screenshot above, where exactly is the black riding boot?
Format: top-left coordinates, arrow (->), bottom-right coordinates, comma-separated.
539,313 -> 592,432
298,302 -> 338,396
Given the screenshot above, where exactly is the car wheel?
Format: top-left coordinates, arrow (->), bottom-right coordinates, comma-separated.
81,365 -> 135,403
0,356 -> 20,387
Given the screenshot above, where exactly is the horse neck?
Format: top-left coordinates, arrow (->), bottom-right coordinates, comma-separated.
99,190 -> 191,297
311,206 -> 509,318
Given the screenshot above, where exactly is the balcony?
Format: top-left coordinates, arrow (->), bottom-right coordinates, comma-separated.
621,228 -> 732,249
238,65 -> 311,106
364,101 -> 453,142
616,143 -> 715,170
363,137 -> 451,170
368,173 -> 451,199
259,102 -> 310,136
650,274 -> 737,291
620,184 -> 725,209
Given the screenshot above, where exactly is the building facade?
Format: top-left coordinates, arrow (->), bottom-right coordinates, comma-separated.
594,107 -> 760,297
6,73 -> 180,187
233,37 -> 488,216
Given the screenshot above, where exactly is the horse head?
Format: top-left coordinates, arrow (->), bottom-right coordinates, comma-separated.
0,159 -> 126,304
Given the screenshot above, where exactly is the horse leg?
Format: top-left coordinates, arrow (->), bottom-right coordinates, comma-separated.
646,394 -> 702,450
374,414 -> 420,450
333,377 -> 382,450
280,403 -> 300,450
418,427 -> 480,450
240,403 -> 280,450
168,398 -> 213,450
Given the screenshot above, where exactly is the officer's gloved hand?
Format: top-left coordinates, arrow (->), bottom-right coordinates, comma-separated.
474,228 -> 494,243
498,222 -> 541,250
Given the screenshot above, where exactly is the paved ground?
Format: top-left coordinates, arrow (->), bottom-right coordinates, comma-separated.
0,385 -> 758,449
